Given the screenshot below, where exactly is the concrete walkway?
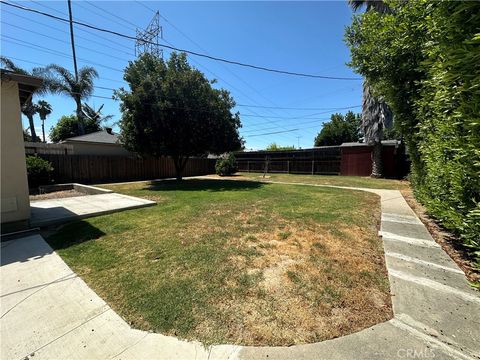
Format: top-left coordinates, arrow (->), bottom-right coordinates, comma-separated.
30,193 -> 155,227
1,183 -> 478,359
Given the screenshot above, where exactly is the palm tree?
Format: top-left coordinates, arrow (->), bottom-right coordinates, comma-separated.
348,0 -> 393,177
0,56 -> 46,142
82,103 -> 113,125
44,64 -> 98,135
36,100 -> 53,142
361,81 -> 392,177
348,0 -> 391,13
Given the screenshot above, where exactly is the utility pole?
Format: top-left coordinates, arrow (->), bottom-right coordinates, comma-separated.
67,0 -> 84,134
296,136 -> 301,149
67,0 -> 78,80
135,11 -> 163,58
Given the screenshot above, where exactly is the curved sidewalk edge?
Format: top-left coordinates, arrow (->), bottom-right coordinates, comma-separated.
1,182 -> 478,359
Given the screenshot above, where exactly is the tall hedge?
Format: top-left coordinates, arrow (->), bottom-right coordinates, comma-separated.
345,1 -> 480,264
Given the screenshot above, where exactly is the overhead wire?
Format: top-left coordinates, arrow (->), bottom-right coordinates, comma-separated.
2,1 -> 361,144
135,3 -> 340,142
3,9 -> 135,57
134,4 -> 302,143
1,1 -> 362,81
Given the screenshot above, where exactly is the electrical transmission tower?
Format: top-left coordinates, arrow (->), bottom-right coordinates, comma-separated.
135,11 -> 163,58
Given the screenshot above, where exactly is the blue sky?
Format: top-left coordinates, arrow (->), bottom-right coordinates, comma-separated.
1,1 -> 362,150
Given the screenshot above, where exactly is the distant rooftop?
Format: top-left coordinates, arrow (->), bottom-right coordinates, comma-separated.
62,129 -> 119,145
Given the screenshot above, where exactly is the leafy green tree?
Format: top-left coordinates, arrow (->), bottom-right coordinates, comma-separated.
23,130 -> 41,143
345,0 -> 480,259
265,143 -> 296,151
44,64 -> 98,134
347,0 -> 393,178
0,56 -> 47,142
314,111 -> 361,146
49,115 -> 102,143
116,52 -> 243,180
36,100 -> 52,142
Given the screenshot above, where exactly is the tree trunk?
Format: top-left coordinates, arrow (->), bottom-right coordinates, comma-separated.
371,142 -> 383,178
173,156 -> 189,181
75,98 -> 85,135
41,119 -> 46,143
27,114 -> 37,142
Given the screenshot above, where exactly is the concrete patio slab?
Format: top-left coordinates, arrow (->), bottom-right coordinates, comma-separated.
30,193 -> 155,227
1,180 -> 478,359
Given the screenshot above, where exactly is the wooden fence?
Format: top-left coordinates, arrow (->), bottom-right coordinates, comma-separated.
37,154 -> 216,184
235,147 -> 341,175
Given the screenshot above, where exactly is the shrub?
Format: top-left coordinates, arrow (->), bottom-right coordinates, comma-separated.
26,155 -> 54,189
345,1 -> 480,266
215,153 -> 237,176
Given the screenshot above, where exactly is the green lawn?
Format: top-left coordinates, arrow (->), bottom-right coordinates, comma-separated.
48,179 -> 392,346
236,172 -> 410,190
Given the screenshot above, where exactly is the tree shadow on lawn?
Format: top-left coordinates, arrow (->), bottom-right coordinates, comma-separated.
47,220 -> 106,250
143,178 -> 267,192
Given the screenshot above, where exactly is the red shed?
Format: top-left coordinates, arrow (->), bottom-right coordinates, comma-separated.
340,140 -> 402,178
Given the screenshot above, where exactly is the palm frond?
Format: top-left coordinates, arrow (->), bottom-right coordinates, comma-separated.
82,103 -> 113,124
348,0 -> 391,14
0,56 -> 29,75
348,0 -> 366,12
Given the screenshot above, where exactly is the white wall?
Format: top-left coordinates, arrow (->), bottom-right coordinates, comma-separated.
1,80 -> 30,225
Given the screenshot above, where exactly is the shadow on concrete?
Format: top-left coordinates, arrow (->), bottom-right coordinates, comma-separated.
0,235 -> 53,266
30,205 -> 82,228
46,221 -> 105,251
143,178 -> 267,193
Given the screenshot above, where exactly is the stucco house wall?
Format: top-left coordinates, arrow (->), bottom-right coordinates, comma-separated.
1,80 -> 30,226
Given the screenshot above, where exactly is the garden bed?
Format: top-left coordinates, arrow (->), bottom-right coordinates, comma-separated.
30,189 -> 86,201
47,179 -> 392,346
29,183 -> 113,200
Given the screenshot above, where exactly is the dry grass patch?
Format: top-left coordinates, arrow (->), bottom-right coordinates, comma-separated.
48,179 -> 392,346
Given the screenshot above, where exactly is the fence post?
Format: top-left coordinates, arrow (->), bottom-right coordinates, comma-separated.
287,160 -> 290,174
247,161 -> 250,173
311,160 -> 314,175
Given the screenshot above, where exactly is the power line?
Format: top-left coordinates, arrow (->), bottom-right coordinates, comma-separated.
3,22 -> 133,63
135,0 -> 156,13
1,1 -> 362,81
241,118 -> 330,134
139,5 -> 299,139
2,55 -> 127,85
25,0 -> 134,51
0,55 -> 358,118
83,1 -> 139,30
245,129 -> 300,137
4,0 -> 356,141
1,54 -> 357,134
143,3 -> 313,133
1,35 -> 124,73
142,4 -> 334,139
3,9 -> 135,57
240,109 -> 349,119
236,104 -> 361,111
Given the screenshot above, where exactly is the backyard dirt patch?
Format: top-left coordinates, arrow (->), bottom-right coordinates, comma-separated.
30,189 -> 86,201
221,214 -> 392,345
